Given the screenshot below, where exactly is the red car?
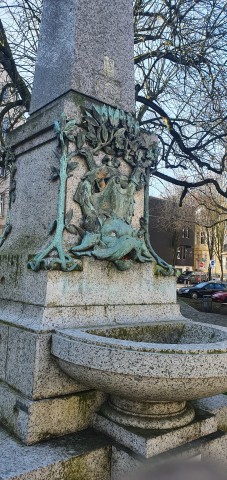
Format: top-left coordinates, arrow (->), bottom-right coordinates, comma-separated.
212,291 -> 227,303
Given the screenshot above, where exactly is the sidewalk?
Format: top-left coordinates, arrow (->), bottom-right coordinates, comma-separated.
179,299 -> 227,327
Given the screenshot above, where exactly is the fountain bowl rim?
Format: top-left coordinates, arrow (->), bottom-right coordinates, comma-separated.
54,320 -> 227,355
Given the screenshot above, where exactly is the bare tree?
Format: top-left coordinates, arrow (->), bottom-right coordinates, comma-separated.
134,0 -> 227,199
214,221 -> 225,279
193,187 -> 227,279
0,0 -> 42,145
0,0 -> 227,204
0,1 -> 42,237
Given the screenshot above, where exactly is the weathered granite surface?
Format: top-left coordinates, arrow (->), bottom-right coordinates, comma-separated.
30,0 -> 135,113
101,397 -> 195,430
0,322 -> 85,399
0,94 -> 179,328
52,321 -> 227,405
193,395 -> 227,432
0,382 -> 106,444
115,431 -> 227,480
111,446 -> 142,480
94,409 -> 217,457
3,0 -> 227,473
0,323 -> 8,379
0,426 -> 111,480
0,298 -> 181,330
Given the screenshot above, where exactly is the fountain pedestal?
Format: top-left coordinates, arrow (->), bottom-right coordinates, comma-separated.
102,397 -> 195,430
1,0 -> 227,478
94,407 -> 218,458
52,320 -> 227,462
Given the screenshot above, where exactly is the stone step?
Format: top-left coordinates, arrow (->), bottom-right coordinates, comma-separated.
0,426 -> 111,480
94,408 -> 217,458
0,381 -> 105,445
111,430 -> 227,480
193,394 -> 227,432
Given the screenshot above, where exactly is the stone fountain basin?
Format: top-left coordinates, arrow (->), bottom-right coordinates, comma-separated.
52,321 -> 227,402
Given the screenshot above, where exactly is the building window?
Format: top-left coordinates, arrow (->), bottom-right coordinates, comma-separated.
200,231 -> 206,244
182,227 -> 189,238
0,167 -> 5,177
177,246 -> 186,260
0,193 -> 5,217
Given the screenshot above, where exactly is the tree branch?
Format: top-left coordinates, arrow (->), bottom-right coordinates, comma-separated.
153,171 -> 227,203
137,95 -> 226,175
0,19 -> 31,110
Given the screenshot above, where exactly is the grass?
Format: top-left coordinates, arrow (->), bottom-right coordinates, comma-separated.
179,296 -> 224,315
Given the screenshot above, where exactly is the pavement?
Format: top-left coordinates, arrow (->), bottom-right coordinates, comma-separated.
179,298 -> 227,328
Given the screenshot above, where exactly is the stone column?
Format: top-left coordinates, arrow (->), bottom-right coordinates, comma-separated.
0,0 -> 179,448
30,0 -> 135,113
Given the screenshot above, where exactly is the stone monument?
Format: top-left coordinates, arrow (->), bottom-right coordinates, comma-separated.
0,1 -> 227,479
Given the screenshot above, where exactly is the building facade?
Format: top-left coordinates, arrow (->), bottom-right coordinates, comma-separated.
194,225 -> 210,273
149,196 -> 194,271
149,196 -> 227,278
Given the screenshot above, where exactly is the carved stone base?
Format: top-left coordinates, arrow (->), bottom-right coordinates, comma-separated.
101,396 -> 195,430
0,316 -> 105,444
93,407 -> 217,458
0,378 -> 105,445
0,91 -> 178,330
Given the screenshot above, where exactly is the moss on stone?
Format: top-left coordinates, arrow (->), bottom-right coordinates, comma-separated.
78,390 -> 97,422
60,447 -> 110,480
88,323 -> 185,344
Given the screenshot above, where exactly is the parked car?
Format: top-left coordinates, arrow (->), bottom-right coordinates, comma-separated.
177,271 -> 193,283
212,291 -> 227,303
188,272 -> 208,285
177,271 -> 208,284
177,286 -> 193,296
177,281 -> 227,299
211,275 -> 221,282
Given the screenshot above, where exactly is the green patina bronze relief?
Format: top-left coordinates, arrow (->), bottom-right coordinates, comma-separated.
25,104 -> 173,275
70,109 -> 153,270
28,115 -> 82,272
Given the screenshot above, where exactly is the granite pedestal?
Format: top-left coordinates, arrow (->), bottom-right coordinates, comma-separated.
1,0 -> 227,478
